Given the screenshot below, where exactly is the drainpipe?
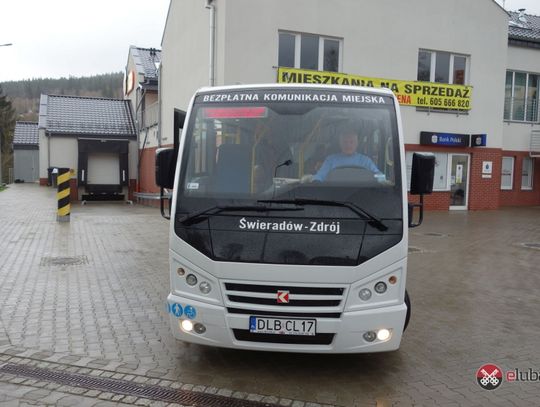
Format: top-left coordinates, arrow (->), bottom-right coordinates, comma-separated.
135,84 -> 145,190
47,131 -> 50,172
157,64 -> 162,147
206,0 -> 216,86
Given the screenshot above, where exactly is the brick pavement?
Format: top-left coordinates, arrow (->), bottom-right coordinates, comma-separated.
1,184 -> 540,406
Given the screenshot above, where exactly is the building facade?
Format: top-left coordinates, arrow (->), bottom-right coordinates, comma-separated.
124,46 -> 162,204
159,0 -> 540,210
13,121 -> 39,183
501,10 -> 540,207
38,95 -> 138,201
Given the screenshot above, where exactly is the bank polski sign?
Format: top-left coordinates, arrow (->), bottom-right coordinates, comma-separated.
420,132 -> 470,147
277,67 -> 472,111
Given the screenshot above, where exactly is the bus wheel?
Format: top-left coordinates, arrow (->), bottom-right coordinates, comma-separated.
404,290 -> 411,332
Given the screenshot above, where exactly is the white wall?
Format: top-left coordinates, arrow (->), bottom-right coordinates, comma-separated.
129,140 -> 138,178
222,0 -> 508,148
160,0 -> 225,147
161,0 -> 509,149
503,45 -> 540,151
50,137 -> 79,172
39,135 -> 138,182
38,129 -> 48,179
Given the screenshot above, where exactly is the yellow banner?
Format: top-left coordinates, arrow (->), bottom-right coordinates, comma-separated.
277,67 -> 472,111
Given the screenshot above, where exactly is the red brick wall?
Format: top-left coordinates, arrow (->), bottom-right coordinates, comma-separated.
69,178 -> 78,202
499,151 -> 540,207
405,145 -> 502,210
139,146 -> 160,195
137,145 -> 174,207
408,192 -> 452,210
128,179 -> 136,201
468,148 -> 501,210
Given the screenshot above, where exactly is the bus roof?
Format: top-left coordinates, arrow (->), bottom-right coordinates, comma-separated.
195,83 -> 395,98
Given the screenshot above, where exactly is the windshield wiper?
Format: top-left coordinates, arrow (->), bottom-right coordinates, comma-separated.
178,204 -> 304,226
258,198 -> 388,231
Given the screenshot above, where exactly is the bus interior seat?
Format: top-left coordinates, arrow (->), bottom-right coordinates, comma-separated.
214,144 -> 252,194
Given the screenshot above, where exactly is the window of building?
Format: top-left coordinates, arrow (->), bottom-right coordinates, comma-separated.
521,157 -> 534,190
278,31 -> 342,72
501,157 -> 514,190
406,151 -> 449,191
417,50 -> 468,85
504,71 -> 539,122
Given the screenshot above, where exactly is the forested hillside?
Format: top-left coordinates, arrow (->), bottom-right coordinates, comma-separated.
0,72 -> 124,183
1,72 -> 124,121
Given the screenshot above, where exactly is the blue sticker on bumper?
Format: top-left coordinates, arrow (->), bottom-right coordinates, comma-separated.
184,305 -> 196,320
171,303 -> 183,317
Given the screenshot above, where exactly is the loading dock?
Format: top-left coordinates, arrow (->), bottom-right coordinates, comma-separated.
78,139 -> 130,200
38,94 -> 137,201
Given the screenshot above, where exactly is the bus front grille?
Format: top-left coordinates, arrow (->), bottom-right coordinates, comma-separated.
223,282 -> 346,310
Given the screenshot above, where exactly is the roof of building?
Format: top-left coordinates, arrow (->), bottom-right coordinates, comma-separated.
131,46 -> 161,82
38,94 -> 136,138
13,122 -> 39,146
508,10 -> 540,44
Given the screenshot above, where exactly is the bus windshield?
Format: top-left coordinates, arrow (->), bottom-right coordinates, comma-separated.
178,89 -> 402,219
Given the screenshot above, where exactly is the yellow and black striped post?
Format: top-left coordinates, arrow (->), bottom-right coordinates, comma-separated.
57,168 -> 71,222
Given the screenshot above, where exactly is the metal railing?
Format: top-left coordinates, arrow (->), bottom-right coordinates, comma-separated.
504,96 -> 539,122
531,129 -> 540,157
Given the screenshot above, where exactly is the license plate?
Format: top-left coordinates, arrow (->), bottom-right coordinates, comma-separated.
249,316 -> 316,336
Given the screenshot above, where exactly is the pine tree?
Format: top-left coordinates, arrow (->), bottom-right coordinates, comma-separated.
0,86 -> 16,183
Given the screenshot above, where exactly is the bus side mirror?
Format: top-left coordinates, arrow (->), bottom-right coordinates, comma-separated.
156,148 -> 176,220
408,153 -> 435,228
410,153 -> 435,195
155,148 -> 176,189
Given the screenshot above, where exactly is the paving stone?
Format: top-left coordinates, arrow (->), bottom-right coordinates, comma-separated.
1,185 -> 540,406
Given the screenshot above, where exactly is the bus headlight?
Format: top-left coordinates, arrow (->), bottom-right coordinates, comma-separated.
374,281 -> 387,294
181,320 -> 194,332
377,329 -> 391,341
186,274 -> 198,286
363,331 -> 376,342
358,288 -> 372,301
199,281 -> 212,294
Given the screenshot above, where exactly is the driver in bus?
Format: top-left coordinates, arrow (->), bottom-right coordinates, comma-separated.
311,127 -> 384,182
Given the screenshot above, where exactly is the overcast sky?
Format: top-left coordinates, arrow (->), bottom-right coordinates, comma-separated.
1,0 -> 540,83
0,0 -> 170,82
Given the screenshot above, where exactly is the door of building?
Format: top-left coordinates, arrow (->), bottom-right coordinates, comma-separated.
449,154 -> 469,210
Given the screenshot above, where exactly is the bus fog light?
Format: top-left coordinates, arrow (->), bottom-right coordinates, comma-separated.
177,267 -> 185,276
374,281 -> 387,294
388,275 -> 397,285
358,288 -> 372,301
199,281 -> 212,294
186,274 -> 198,286
194,323 -> 206,334
181,319 -> 194,332
377,329 -> 391,341
363,331 -> 376,342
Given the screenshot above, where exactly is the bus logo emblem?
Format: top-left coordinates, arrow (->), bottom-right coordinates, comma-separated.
277,290 -> 289,303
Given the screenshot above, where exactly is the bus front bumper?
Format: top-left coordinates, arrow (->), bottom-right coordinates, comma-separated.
167,294 -> 407,353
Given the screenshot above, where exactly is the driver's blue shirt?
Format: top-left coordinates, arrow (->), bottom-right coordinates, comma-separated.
313,153 -> 383,182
